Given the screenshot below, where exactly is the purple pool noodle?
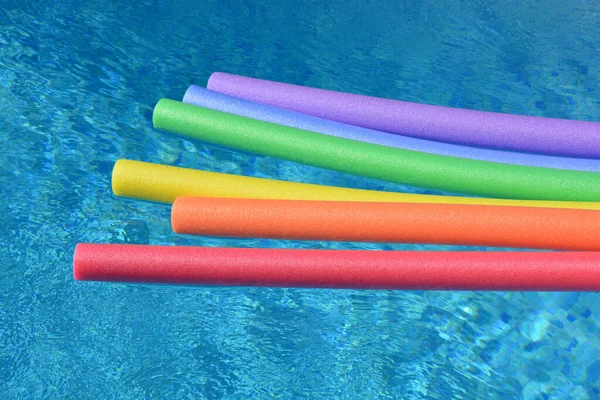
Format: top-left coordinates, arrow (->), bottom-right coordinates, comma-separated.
207,72 -> 600,159
183,85 -> 600,172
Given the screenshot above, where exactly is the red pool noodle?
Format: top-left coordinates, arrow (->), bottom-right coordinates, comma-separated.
73,244 -> 600,291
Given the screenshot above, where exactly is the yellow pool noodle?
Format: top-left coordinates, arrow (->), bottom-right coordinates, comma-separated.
111,159 -> 600,210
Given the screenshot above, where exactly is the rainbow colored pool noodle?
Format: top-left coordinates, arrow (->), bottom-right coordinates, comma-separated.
76,73 -> 600,293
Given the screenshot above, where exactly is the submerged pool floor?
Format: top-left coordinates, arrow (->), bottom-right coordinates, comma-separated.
1,0 -> 600,398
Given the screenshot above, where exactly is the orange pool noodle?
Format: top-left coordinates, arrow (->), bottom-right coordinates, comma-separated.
172,197 -> 600,250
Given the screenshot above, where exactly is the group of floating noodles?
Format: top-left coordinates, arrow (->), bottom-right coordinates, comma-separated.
74,72 -> 600,291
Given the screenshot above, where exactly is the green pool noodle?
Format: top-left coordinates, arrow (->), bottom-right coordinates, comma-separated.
152,99 -> 600,201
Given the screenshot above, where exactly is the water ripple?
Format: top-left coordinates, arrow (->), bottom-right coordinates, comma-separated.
1,0 -> 600,398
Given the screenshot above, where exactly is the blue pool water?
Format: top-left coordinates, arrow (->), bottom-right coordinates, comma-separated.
1,0 -> 600,398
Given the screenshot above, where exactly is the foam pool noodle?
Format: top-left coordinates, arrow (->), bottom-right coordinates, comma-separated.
207,72 -> 600,159
111,160 -> 600,210
171,197 -> 600,251
74,244 -> 600,291
183,85 -> 600,172
151,99 -> 600,202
